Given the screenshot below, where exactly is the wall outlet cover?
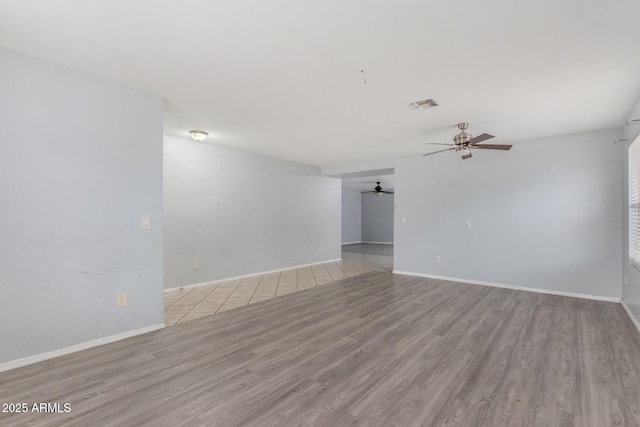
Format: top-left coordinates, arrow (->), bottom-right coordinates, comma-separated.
116,292 -> 128,308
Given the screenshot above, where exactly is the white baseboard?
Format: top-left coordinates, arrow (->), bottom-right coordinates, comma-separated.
361,241 -> 393,245
165,258 -> 343,293
393,270 -> 621,303
621,299 -> 640,334
342,241 -> 362,245
0,323 -> 165,374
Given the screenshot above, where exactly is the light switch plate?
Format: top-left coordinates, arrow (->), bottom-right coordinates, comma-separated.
141,215 -> 152,230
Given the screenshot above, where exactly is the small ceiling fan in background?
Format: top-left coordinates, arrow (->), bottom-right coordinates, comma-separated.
362,181 -> 394,197
423,123 -> 512,160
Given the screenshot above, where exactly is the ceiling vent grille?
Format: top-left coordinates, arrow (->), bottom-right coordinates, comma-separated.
410,99 -> 438,110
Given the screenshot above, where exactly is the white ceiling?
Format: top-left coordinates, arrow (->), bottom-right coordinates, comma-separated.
2,1 -> 639,167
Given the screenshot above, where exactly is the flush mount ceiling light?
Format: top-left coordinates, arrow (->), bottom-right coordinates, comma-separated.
189,130 -> 208,141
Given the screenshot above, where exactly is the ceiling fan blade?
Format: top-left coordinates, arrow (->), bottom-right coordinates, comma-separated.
382,191 -> 394,194
361,191 -> 376,194
461,153 -> 473,160
424,143 -> 454,146
473,144 -> 512,151
422,147 -> 456,157
469,133 -> 495,145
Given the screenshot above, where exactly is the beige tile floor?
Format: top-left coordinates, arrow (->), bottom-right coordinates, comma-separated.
164,251 -> 393,325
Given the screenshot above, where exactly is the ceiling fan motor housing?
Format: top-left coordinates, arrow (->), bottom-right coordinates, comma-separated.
453,131 -> 472,147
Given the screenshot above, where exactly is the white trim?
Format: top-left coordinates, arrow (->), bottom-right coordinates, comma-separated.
341,241 -> 362,245
621,299 -> 640,334
360,241 -> 394,245
165,258 -> 343,293
0,323 -> 165,373
392,270 -> 621,303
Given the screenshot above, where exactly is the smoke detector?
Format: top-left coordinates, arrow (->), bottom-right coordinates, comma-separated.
410,99 -> 438,110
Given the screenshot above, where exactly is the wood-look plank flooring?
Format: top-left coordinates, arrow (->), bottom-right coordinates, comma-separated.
2,272 -> 640,426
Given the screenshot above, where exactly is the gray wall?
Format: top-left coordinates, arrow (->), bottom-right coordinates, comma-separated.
622,96 -> 640,324
0,50 -> 164,365
394,128 -> 624,298
164,136 -> 341,289
361,193 -> 394,243
341,187 -> 361,244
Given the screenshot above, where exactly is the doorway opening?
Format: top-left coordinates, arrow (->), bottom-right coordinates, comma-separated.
341,170 -> 394,271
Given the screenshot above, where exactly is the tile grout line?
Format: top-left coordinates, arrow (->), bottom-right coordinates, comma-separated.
342,255 -> 366,275
367,253 -> 390,271
166,291 -> 196,325
309,265 -> 319,288
343,253 -> 365,274
316,263 -> 326,285
247,274 -> 265,305
273,271 -> 282,298
335,259 -> 353,278
166,288 -> 195,310
331,259 -> 346,278
317,263 -> 332,285
214,278 -> 247,314
354,253 -> 375,271
166,279 -> 221,312
325,262 -> 338,282
171,281 -> 223,325
179,281 -> 225,323
335,260 -> 349,280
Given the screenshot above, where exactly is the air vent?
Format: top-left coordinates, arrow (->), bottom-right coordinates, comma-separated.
410,99 -> 438,110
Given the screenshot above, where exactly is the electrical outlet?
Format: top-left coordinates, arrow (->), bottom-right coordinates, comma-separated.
116,292 -> 128,308
465,220 -> 471,229
192,260 -> 200,270
625,275 -> 628,286
435,256 -> 441,263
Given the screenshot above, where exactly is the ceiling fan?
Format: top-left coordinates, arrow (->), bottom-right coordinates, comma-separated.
362,181 -> 394,197
423,123 -> 512,160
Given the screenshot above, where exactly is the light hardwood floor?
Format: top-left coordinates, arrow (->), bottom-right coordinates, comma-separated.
2,272 -> 640,426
